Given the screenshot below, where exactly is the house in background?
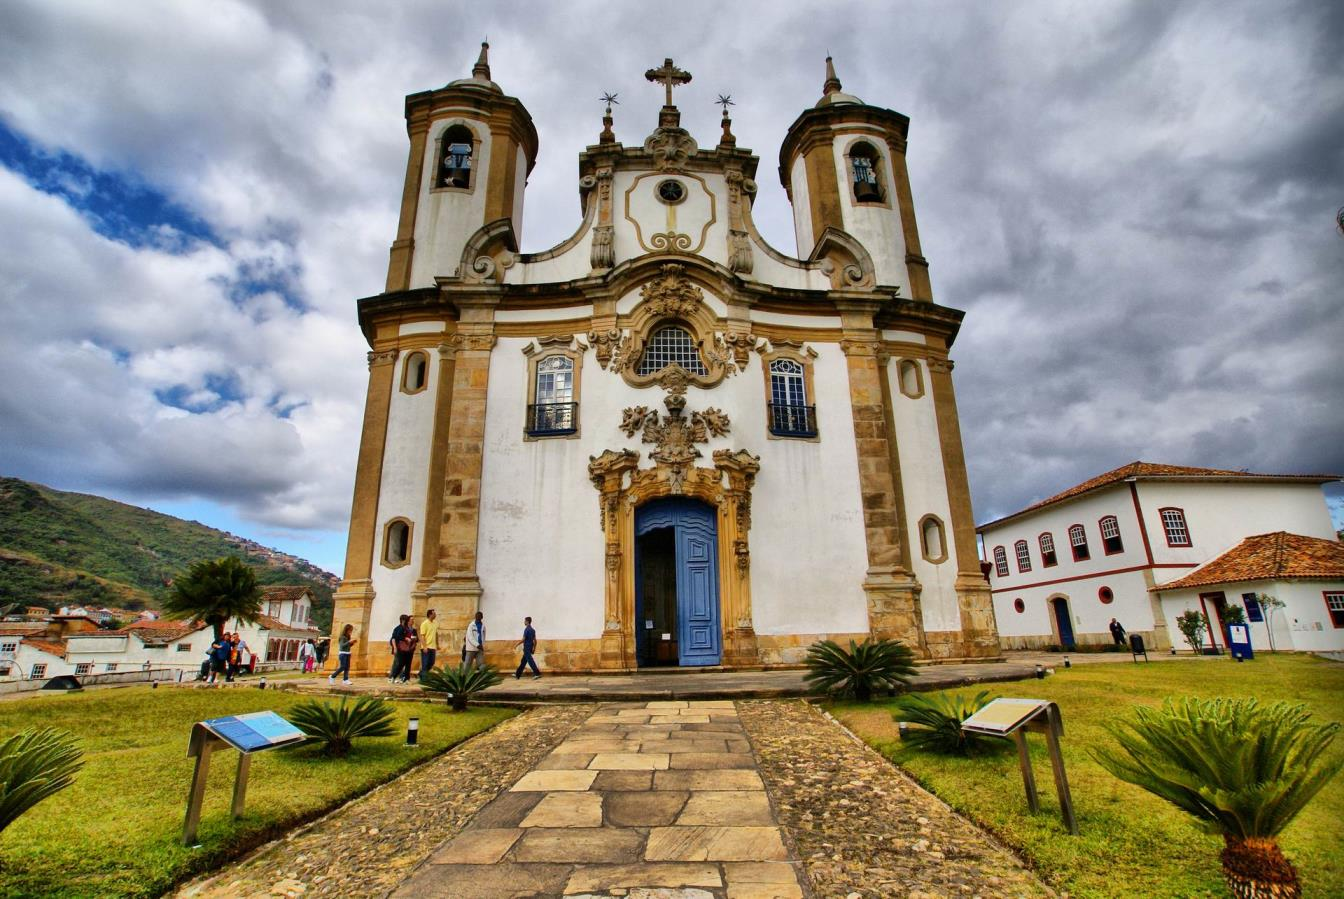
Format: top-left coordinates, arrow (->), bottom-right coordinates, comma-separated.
64,618 -> 214,677
1152,531 -> 1344,653
977,462 -> 1339,650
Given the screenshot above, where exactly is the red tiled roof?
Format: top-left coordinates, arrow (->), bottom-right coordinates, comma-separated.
261,586 -> 312,601
252,614 -> 319,634
978,461 -> 1339,531
111,618 -> 209,644
0,622 -> 47,636
1153,532 -> 1344,591
23,638 -> 67,658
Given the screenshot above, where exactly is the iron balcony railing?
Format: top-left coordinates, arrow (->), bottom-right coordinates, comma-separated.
768,403 -> 818,437
526,402 -> 578,436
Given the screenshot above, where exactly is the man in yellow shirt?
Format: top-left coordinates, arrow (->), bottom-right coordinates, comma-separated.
417,609 -> 439,681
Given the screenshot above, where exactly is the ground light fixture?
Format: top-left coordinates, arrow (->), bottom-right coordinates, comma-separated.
897,721 -> 909,740
1035,664 -> 1045,679
406,717 -> 419,746
1063,656 -> 1071,668
258,678 -> 267,690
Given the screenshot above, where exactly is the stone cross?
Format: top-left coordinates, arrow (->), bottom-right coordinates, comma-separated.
645,58 -> 692,106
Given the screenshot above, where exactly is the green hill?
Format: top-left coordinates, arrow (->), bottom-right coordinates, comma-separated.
0,477 -> 338,629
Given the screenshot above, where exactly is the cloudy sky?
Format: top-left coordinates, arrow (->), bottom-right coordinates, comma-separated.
1,0 -> 1340,574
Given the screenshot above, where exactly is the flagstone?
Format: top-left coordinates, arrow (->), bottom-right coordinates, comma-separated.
512,827 -> 646,863
429,828 -> 522,864
592,770 -> 654,791
676,791 -> 774,826
654,770 -> 765,791
563,862 -> 721,893
520,791 -> 605,828
511,769 -> 598,792
668,752 -> 756,770
589,751 -> 670,770
644,826 -> 788,862
604,790 -> 689,827
536,752 -> 596,770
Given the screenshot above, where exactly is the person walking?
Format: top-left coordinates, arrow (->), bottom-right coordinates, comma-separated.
329,624 -> 354,685
417,609 -> 439,680
299,638 -> 316,673
514,616 -> 541,680
233,633 -> 251,676
1109,617 -> 1127,647
389,614 -> 416,683
463,611 -> 485,669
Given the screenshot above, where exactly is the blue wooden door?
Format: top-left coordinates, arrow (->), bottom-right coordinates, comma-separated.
1051,598 -> 1075,648
635,498 -> 721,666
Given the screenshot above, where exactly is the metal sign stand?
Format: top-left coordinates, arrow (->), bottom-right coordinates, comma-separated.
963,698 -> 1078,835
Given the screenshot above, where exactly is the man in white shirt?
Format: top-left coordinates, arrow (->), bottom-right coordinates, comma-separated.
463,611 -> 485,669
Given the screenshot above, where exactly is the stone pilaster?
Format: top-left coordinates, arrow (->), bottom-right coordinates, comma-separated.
837,300 -> 926,653
714,449 -> 762,666
386,123 -> 428,292
926,356 -> 1000,659
411,339 -> 457,628
588,450 -> 641,669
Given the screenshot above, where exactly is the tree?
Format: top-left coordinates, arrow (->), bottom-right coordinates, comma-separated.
1094,698 -> 1341,898
162,556 -> 262,640
1175,609 -> 1207,654
1256,593 -> 1286,653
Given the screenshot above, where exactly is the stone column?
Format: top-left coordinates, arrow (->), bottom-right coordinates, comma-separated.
926,356 -> 1001,659
331,348 -> 397,674
886,133 -> 932,302
425,296 -> 499,660
715,449 -> 761,666
837,300 -> 927,653
386,123 -> 428,292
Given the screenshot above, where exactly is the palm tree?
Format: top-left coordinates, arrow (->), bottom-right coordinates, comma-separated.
1093,697 -> 1341,898
803,638 -> 917,702
162,556 -> 263,640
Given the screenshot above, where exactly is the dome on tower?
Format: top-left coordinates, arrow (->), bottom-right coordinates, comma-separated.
447,41 -> 502,94
814,55 -> 862,107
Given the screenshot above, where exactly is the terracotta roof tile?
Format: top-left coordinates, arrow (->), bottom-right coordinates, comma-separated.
1153,532 -> 1344,591
23,638 -> 67,658
252,614 -> 319,634
978,461 -> 1339,530
261,586 -> 312,601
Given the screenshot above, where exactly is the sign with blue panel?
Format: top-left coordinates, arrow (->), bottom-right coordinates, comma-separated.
199,711 -> 307,753
1227,624 -> 1253,661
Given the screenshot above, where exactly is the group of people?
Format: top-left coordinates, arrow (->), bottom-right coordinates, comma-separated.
379,610 -> 541,683
200,632 -> 249,683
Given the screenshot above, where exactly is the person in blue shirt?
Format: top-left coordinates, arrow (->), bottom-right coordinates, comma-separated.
513,616 -> 541,680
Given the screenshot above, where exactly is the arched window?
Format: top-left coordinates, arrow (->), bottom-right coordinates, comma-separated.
849,141 -> 884,202
1038,532 -> 1057,567
1014,539 -> 1032,573
436,125 -> 474,189
897,359 -> 923,398
768,358 -> 815,437
992,546 -> 1009,578
401,351 -> 428,394
1099,515 -> 1124,555
528,355 -> 576,435
920,515 -> 947,563
1068,524 -> 1090,562
382,518 -> 412,568
1160,508 -> 1191,547
637,325 -> 707,376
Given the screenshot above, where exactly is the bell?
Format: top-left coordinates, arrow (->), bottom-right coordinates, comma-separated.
854,179 -> 881,202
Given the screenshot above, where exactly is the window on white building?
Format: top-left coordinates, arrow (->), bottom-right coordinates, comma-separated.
0,641 -> 17,654
401,351 -> 428,394
1014,540 -> 1032,573
1325,592 -> 1344,629
768,359 -> 817,437
992,546 -> 1009,578
105,663 -> 118,672
637,326 -> 707,376
75,662 -> 93,675
1069,524 -> 1090,562
383,518 -> 412,568
1160,508 -> 1191,546
1099,516 -> 1124,555
1241,593 -> 1264,623
30,664 -> 46,679
176,643 -> 192,652
1038,533 -> 1057,567
528,355 -> 578,436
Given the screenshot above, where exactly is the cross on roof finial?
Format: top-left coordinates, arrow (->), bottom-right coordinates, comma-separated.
645,58 -> 692,107
600,92 -> 620,115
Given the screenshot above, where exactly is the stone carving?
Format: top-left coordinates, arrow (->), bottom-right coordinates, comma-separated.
643,128 -> 697,170
591,224 -> 614,268
641,264 -> 702,318
450,333 -> 497,353
649,231 -> 693,252
588,449 -> 640,530
818,257 -> 866,288
367,349 -> 398,368
727,229 -> 754,273
619,395 -> 731,493
588,328 -> 622,369
722,332 -> 757,371
927,357 -> 955,374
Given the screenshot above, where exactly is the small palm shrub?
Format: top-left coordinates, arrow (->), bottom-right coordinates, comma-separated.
1093,697 -> 1341,898
891,689 -> 1004,756
288,696 -> 397,757
803,638 -> 917,702
1,728 -> 84,836
421,663 -> 504,711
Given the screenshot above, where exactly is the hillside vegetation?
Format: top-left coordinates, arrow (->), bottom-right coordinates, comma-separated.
0,477 -> 337,628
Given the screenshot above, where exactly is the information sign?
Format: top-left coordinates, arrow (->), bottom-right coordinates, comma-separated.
200,711 -> 307,753
961,698 -> 1048,735
960,698 -> 1078,835
1227,624 -> 1253,661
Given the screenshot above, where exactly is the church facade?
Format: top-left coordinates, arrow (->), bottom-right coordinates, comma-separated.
331,47 -> 1003,674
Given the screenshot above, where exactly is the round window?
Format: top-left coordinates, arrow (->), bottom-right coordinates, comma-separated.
656,179 -> 686,205
1098,586 -> 1114,604
1013,598 -> 1025,613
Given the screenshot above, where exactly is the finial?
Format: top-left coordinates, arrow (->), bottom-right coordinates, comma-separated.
823,54 -> 842,96
599,92 -> 619,144
646,57 -> 692,128
716,95 -> 736,148
715,94 -> 735,119
472,41 -> 491,81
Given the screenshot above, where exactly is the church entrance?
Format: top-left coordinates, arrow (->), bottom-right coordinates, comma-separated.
634,498 -> 721,667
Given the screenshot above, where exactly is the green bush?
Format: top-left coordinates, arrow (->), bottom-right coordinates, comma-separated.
288,696 -> 397,757
1093,697 -> 1341,897
0,727 -> 83,836
421,663 -> 504,711
803,638 -> 917,702
891,689 -> 1004,757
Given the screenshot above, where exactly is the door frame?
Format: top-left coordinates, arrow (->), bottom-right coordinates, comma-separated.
1047,594 -> 1076,649
635,498 -> 722,666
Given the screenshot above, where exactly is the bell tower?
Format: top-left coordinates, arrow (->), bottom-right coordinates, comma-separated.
778,57 -> 932,299
384,42 -> 539,292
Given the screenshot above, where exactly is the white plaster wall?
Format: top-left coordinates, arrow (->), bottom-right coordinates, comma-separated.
8,643 -> 73,679
881,330 -> 926,345
399,320 -> 446,336
1159,580 -> 1344,653
789,155 -> 813,254
832,133 -> 911,292
409,118 -> 492,287
886,358 -> 960,633
751,311 -> 841,329
1136,482 -> 1337,565
612,170 -> 728,269
994,570 -> 1156,642
496,306 -> 594,323
64,628 -> 215,674
513,144 -> 528,243
474,322 -> 872,641
507,227 -> 596,285
367,348 -> 440,645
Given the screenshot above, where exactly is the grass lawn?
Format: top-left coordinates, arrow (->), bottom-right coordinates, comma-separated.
0,686 -> 515,898
833,654 -> 1344,899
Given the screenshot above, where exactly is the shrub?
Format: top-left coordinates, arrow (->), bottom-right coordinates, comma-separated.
421,663 -> 504,711
1175,609 -> 1207,654
891,689 -> 1005,756
1093,697 -> 1341,898
803,638 -> 917,702
288,697 -> 397,757
0,728 -> 83,836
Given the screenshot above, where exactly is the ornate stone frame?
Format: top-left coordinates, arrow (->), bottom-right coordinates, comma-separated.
380,517 -> 414,570
522,336 -> 586,441
918,513 -> 949,565
613,264 -> 735,390
588,445 -> 761,670
756,339 -> 821,442
896,358 -> 925,399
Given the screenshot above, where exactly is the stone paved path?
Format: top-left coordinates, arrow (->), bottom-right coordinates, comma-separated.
394,700 -> 806,898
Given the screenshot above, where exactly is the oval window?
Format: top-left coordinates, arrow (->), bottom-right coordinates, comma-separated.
1013,598 -> 1026,613
656,179 -> 686,204
1098,586 -> 1114,604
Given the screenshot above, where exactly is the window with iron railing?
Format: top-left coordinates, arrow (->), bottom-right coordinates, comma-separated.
527,356 -> 578,436
768,358 -> 817,437
526,402 -> 578,436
